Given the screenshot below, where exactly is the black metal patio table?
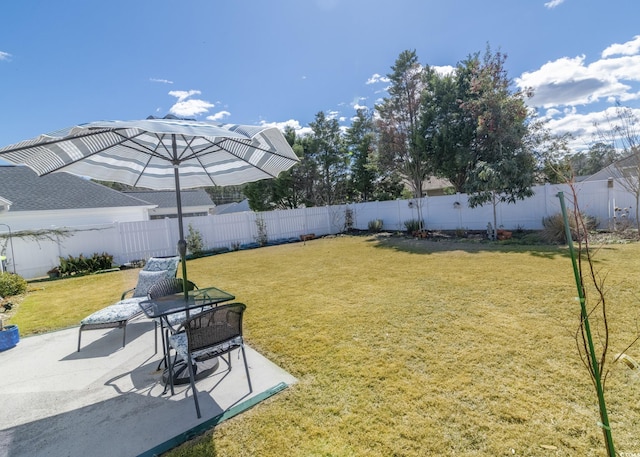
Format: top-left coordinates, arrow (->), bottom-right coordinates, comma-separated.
139,286 -> 235,385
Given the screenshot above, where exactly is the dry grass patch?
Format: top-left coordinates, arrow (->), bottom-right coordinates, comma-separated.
7,235 -> 640,456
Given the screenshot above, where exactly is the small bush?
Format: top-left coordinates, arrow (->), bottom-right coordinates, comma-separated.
455,227 -> 467,238
404,219 -> 422,233
186,224 -> 204,255
344,208 -> 354,232
368,219 -> 383,232
541,212 -> 598,244
0,272 -> 27,297
255,217 -> 268,246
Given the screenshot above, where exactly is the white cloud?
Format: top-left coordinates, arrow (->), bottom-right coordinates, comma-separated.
591,55 -> 640,82
602,35 -> 640,58
326,110 -> 340,121
433,65 -> 455,76
150,78 -> 173,84
544,0 -> 565,9
515,36 -> 640,151
0,51 -> 12,61
206,110 -> 231,122
366,73 -> 390,85
348,97 -> 370,112
259,119 -> 313,137
542,106 -> 640,152
516,54 -> 637,108
167,90 -> 214,117
168,90 -> 202,102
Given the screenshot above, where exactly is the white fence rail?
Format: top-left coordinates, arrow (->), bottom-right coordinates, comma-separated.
1,179 -> 635,279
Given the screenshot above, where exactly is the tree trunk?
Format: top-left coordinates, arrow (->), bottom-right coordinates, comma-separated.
491,192 -> 498,241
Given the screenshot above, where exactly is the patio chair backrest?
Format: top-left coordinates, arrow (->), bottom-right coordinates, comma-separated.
131,256 -> 181,298
148,278 -> 197,299
143,256 -> 180,275
184,303 -> 246,356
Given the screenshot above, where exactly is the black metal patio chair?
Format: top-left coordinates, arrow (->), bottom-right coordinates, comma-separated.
167,302 -> 252,418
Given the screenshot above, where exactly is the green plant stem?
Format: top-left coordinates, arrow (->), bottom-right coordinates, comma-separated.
557,191 -> 616,457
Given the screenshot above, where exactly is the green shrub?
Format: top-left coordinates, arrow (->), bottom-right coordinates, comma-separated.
0,272 -> 27,297
186,224 -> 204,255
404,219 -> 422,233
541,212 -> 598,244
254,217 -> 268,246
368,219 -> 383,232
57,252 -> 114,277
344,208 -> 354,232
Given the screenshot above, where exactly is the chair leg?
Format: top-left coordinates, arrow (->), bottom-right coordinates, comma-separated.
122,324 -> 127,348
154,321 -> 158,355
240,346 -> 252,393
77,327 -> 83,352
186,358 -> 201,419
165,337 -> 176,396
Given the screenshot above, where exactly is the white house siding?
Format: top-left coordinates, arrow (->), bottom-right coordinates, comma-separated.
0,206 -> 151,231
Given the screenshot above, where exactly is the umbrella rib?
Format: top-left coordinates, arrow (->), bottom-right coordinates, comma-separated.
192,137 -> 296,179
111,131 -> 173,162
223,136 -> 297,162
173,135 -> 227,163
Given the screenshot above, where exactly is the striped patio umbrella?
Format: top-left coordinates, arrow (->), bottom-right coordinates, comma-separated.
0,116 -> 299,295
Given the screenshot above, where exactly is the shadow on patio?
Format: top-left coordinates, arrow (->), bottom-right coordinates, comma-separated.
0,320 -> 296,457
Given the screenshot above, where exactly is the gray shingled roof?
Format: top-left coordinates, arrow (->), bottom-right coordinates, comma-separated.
122,190 -> 215,208
211,199 -> 251,214
0,165 -> 152,211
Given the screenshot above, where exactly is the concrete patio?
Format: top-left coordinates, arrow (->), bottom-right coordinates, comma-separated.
0,320 -> 297,457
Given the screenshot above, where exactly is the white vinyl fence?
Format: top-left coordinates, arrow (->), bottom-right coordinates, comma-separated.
1,179 -> 636,279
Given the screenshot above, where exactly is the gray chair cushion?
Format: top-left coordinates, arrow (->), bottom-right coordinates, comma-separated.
144,256 -> 180,273
81,297 -> 147,325
132,270 -> 173,297
169,332 -> 243,362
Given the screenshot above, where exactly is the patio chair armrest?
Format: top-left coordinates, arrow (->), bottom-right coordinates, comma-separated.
121,288 -> 136,300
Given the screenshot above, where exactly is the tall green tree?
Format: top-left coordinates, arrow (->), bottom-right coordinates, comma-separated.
530,124 -> 574,184
460,47 -> 536,238
345,108 -> 377,201
307,111 -> 349,206
376,50 -> 431,225
571,143 -> 618,177
421,60 -> 477,192
244,126 -> 307,211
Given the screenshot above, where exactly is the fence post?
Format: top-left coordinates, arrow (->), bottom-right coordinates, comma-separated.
113,221 -> 124,265
321,206 -> 326,235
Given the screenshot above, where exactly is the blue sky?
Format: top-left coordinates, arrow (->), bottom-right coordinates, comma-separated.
2,0 -> 640,153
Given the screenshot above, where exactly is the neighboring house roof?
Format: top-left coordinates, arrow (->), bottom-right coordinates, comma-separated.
584,153 -> 640,182
0,165 -> 153,211
122,190 -> 215,209
210,199 -> 251,215
424,176 -> 453,195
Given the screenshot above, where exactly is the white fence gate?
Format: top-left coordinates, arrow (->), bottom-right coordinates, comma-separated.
1,179 -> 635,279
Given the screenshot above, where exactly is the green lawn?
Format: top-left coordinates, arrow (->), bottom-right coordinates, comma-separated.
8,235 -> 640,456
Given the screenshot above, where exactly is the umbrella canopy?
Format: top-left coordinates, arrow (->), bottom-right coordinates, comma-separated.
0,116 -> 299,296
0,117 -> 298,189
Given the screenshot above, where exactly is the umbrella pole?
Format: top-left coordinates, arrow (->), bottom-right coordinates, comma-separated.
172,136 -> 189,305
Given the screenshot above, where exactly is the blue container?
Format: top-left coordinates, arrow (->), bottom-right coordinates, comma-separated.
0,324 -> 19,351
